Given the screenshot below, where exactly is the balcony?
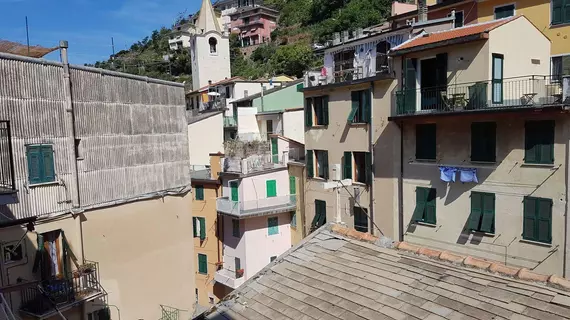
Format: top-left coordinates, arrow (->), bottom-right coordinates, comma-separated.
217,195 -> 296,218
237,19 -> 263,28
224,116 -> 237,128
19,262 -> 104,318
214,268 -> 245,289
0,121 -> 16,194
393,75 -> 566,118
304,54 -> 394,89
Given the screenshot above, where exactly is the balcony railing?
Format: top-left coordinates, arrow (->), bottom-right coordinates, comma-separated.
224,116 -> 237,128
0,121 -> 15,193
394,75 -> 566,116
304,54 -> 394,88
217,195 -> 296,217
20,263 -> 103,317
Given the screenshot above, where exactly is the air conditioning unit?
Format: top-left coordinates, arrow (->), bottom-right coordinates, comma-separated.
331,164 -> 341,181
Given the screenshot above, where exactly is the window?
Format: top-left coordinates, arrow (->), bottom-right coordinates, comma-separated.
232,219 -> 240,237
270,256 -> 277,262
552,0 -> 570,25
468,192 -> 495,233
344,152 -> 371,184
314,150 -> 329,179
354,207 -> 368,233
348,90 -> 371,124
230,181 -> 239,201
311,200 -> 327,231
452,11 -> 464,28
268,217 -> 279,235
266,180 -> 277,197
266,120 -> 273,136
209,297 -> 215,305
209,37 -> 218,53
471,122 -> 496,162
523,197 -> 552,244
305,96 -> 329,127
290,212 -> 297,228
195,185 -> 204,200
525,120 -> 555,164
551,55 -> 570,82
334,50 -> 355,75
289,176 -> 296,195
225,86 -> 231,98
26,145 -> 55,184
416,124 -> 436,160
3,243 -> 23,263
494,4 -> 515,19
492,54 -> 504,104
235,257 -> 242,278
198,253 -> 208,274
193,217 -> 206,240
412,187 -> 436,224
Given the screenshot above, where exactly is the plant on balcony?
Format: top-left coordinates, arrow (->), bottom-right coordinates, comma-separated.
72,263 -> 96,277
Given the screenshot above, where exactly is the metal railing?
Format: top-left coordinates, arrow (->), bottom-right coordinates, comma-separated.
159,305 -> 182,320
394,75 -> 566,116
20,263 -> 102,316
0,121 -> 15,193
304,54 -> 393,88
0,292 -> 16,320
217,195 -> 297,216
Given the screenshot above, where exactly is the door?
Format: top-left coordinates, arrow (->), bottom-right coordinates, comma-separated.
271,138 -> 278,164
492,54 -> 504,104
420,58 -> 438,110
230,181 -> 239,202
266,119 -> 273,139
403,58 -> 417,114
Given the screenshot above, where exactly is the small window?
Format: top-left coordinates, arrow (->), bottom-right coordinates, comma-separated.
3,243 -> 23,263
525,120 -> 555,164
195,185 -> 205,200
290,212 -> 297,228
471,122 -> 496,162
494,4 -> 515,19
209,297 -> 215,305
232,219 -> 240,237
311,200 -> 327,231
266,180 -> 277,197
314,150 -> 329,179
468,192 -> 495,233
270,256 -> 277,262
412,187 -> 436,224
268,217 -> 278,235
523,197 -> 552,244
354,207 -> 368,233
26,145 -> 56,184
198,253 -> 208,274
209,37 -> 218,53
193,217 -> 206,240
305,96 -> 329,127
352,152 -> 371,184
348,90 -> 371,124
225,86 -> 231,98
416,124 -> 436,160
452,11 -> 464,28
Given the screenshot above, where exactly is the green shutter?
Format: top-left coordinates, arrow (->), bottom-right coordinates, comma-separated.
524,122 -> 538,164
27,146 -> 42,184
416,124 -> 436,160
553,0 -> 563,24
271,138 -> 278,164
289,176 -> 296,194
198,254 -> 207,274
196,185 -> 204,200
230,181 -> 239,201
192,217 -> 198,237
312,200 -> 326,229
525,121 -> 555,164
343,152 -> 352,180
540,121 -> 555,164
268,217 -> 279,235
468,192 -> 483,231
364,89 -> 371,123
537,198 -> 552,243
412,188 -> 427,222
306,150 -> 314,178
348,91 -> 359,123
199,217 -> 206,240
322,150 -> 329,180
41,146 -> 55,182
365,152 -> 372,185
471,122 -> 496,162
480,193 -> 495,233
523,197 -> 537,241
296,83 -> 304,92
435,53 -> 448,90
266,180 -> 277,197
404,58 -> 417,114
323,96 -> 330,126
305,98 -> 313,127
425,188 -> 437,224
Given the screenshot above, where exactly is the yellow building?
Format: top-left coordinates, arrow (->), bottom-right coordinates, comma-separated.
191,154 -> 227,310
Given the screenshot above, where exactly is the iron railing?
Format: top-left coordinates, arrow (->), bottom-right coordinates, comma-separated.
394,75 -> 566,116
20,263 -> 101,316
159,305 -> 182,320
0,121 -> 15,193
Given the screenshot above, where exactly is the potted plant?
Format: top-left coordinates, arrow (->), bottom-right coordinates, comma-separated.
235,269 -> 244,278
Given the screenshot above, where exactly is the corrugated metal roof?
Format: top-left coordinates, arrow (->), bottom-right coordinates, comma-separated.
0,40 -> 58,58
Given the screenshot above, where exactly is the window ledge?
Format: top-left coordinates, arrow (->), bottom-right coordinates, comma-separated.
412,159 -> 437,163
308,125 -> 328,129
519,238 -> 553,247
28,180 -> 60,188
550,22 -> 570,29
520,163 -> 556,169
469,230 -> 496,237
470,161 -> 497,166
349,122 -> 368,127
309,177 -> 327,182
414,221 -> 437,228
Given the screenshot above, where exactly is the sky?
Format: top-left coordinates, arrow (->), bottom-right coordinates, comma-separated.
0,0 -> 203,65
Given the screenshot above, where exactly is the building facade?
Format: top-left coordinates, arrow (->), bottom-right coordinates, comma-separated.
0,46 -> 194,320
229,6 -> 279,55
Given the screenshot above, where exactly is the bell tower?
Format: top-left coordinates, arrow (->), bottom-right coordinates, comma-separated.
190,0 -> 231,91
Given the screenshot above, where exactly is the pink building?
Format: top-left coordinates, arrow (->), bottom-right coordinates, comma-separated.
230,6 -> 279,48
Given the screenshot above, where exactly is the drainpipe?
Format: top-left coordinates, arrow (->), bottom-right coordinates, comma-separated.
398,121 -> 404,242
260,83 -> 265,112
564,135 -> 569,277
369,81 -> 375,236
60,41 -> 81,209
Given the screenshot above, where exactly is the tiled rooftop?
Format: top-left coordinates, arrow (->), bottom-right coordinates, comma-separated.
203,223 -> 570,320
392,16 -> 519,52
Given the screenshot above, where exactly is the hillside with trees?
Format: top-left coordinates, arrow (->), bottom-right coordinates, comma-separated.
87,0 -> 393,84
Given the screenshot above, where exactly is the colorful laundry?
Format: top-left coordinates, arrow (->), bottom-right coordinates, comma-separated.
460,168 -> 478,183
439,166 -> 457,182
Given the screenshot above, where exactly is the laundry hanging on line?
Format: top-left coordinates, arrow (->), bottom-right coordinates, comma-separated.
439,166 -> 457,182
438,166 -> 478,183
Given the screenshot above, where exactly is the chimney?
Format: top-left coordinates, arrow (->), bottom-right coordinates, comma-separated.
209,152 -> 224,179
418,0 -> 428,22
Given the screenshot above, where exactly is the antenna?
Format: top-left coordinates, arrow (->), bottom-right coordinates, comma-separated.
111,37 -> 115,57
25,16 -> 30,56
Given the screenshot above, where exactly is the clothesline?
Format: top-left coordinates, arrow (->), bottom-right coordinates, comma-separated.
440,166 -> 478,183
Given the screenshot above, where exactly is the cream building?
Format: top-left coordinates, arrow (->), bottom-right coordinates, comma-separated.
0,46 -> 194,320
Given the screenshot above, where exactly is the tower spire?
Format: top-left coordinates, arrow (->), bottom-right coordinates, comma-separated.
196,0 -> 222,34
